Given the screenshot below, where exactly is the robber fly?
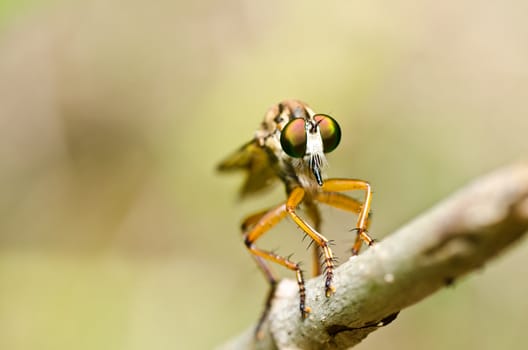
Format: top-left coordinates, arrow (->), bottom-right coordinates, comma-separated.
217,99 -> 375,337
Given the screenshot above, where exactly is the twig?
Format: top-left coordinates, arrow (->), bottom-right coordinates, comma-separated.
218,162 -> 528,350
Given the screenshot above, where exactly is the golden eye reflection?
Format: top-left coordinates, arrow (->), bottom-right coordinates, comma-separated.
280,118 -> 307,158
314,113 -> 341,153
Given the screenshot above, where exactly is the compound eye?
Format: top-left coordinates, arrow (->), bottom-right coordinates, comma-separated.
280,118 -> 307,158
314,114 -> 341,153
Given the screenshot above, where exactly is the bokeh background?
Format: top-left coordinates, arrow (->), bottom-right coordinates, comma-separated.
0,1 -> 527,349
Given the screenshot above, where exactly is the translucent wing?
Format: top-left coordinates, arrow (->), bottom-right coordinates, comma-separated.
217,140 -> 277,198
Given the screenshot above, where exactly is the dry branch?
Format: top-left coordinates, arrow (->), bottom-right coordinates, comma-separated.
219,162 -> 528,350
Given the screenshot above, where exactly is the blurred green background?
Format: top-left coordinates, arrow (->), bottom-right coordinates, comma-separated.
0,1 -> 527,349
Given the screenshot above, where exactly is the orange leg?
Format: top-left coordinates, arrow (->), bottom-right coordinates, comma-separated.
242,187 -> 337,331
319,179 -> 375,255
241,208 -> 280,338
303,201 -> 323,277
241,208 -> 279,285
285,188 -> 336,297
242,201 -> 311,340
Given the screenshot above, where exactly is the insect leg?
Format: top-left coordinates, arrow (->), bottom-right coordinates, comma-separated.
303,201 -> 323,277
320,179 -> 375,255
242,203 -> 311,337
242,209 -> 279,284
286,187 -> 336,297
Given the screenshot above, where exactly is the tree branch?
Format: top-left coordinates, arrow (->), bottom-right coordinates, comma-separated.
219,162 -> 528,350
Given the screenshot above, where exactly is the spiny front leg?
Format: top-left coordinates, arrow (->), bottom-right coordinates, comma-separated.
246,245 -> 310,319
303,201 -> 323,277
286,187 -> 336,297
242,203 -> 311,336
319,179 -> 376,255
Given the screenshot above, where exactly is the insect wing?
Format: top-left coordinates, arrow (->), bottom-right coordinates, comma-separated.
217,140 -> 277,197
